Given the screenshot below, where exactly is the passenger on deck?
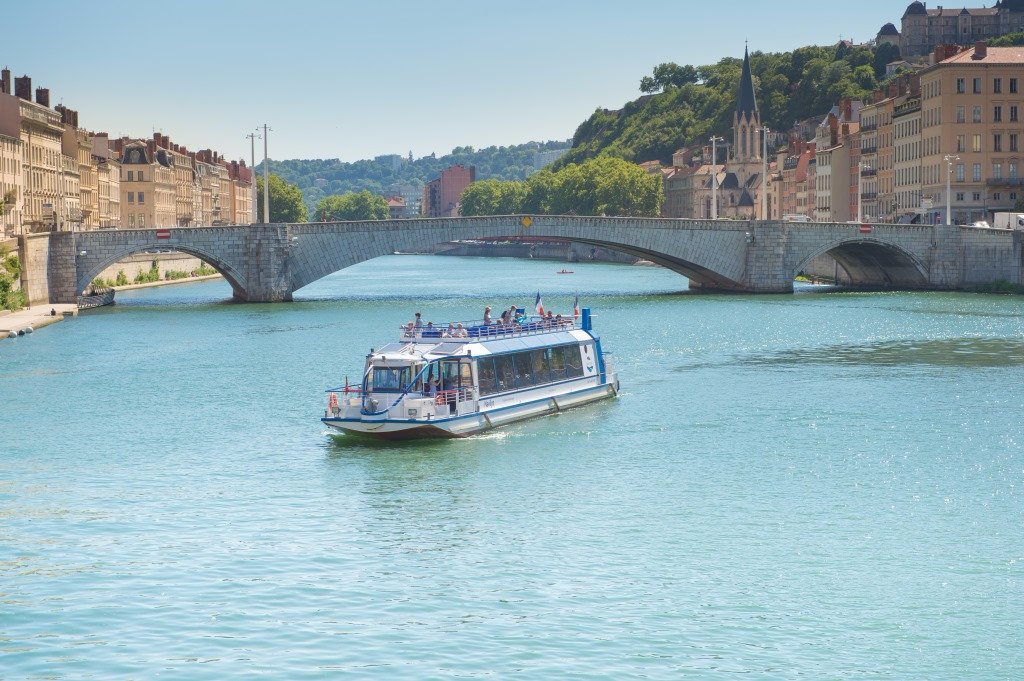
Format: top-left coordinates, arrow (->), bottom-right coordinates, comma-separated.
555,313 -> 564,326
443,322 -> 456,338
454,323 -> 468,338
425,321 -> 435,334
483,306 -> 492,325
545,311 -> 554,326
403,322 -> 416,338
414,312 -> 423,329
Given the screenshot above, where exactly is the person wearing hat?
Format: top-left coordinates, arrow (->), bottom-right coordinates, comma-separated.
414,312 -> 423,329
483,306 -> 492,324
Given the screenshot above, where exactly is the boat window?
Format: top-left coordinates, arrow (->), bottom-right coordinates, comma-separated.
477,358 -> 498,395
494,354 -> 517,392
548,346 -> 567,380
441,360 -> 461,388
528,349 -> 549,386
372,365 -> 414,392
566,346 -> 584,377
460,362 -> 473,387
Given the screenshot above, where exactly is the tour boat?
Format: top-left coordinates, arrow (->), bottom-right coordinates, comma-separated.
322,308 -> 618,439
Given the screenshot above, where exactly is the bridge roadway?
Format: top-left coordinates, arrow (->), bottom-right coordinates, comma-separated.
47,215 -> 1023,303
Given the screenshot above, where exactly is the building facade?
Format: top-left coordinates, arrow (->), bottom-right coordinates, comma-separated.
423,164 -> 476,217
898,1 -> 1024,58
919,42 -> 1024,223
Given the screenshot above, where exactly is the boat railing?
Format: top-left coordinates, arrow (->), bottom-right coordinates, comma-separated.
433,387 -> 476,407
399,316 -> 577,342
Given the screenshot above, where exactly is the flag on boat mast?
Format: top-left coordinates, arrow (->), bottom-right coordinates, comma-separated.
535,291 -> 545,316
573,293 -> 580,319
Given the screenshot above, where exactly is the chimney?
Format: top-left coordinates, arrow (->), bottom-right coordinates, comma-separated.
888,83 -> 899,97
973,41 -> 988,59
161,134 -> 169,149
841,97 -> 852,121
147,140 -> 156,158
35,87 -> 49,107
14,75 -> 31,100
0,69 -> 9,95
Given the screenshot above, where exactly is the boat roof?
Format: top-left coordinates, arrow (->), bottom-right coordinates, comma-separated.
373,329 -> 591,362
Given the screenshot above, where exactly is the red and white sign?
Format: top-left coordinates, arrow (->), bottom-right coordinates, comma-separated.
156,229 -> 171,240
859,224 -> 872,234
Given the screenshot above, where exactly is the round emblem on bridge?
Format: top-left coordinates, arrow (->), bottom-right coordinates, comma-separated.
521,216 -> 532,228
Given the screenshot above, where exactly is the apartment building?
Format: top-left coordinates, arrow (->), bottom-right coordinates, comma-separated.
919,42 -> 1024,224
893,93 -> 924,217
422,164 -> 475,217
92,134 -> 120,229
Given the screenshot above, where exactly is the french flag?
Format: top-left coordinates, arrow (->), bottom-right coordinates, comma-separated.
573,293 -> 580,319
535,291 -> 545,316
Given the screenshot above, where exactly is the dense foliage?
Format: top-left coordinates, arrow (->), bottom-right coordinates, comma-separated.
315,191 -> 390,221
989,31 -> 1024,46
460,157 -> 663,217
562,42 -> 902,166
256,174 -> 308,223
0,245 -> 25,311
262,141 -> 570,215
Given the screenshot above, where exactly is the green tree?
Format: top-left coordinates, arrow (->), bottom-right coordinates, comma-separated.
989,31 -> 1024,47
315,190 -> 389,221
0,245 -> 25,311
256,174 -> 308,223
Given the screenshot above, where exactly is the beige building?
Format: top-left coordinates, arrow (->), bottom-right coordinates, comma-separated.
893,93 -> 923,218
897,2 -> 1024,58
919,42 -> 1024,224
0,77 -> 67,233
92,134 -> 121,229
0,127 -> 22,238
116,138 -> 176,228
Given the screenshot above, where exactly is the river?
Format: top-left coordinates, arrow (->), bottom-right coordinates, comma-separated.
2,255 -> 1022,678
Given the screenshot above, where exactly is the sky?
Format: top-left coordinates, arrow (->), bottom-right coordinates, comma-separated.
6,0 -> 908,164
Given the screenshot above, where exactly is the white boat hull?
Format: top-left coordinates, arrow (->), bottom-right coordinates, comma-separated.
323,376 -> 618,440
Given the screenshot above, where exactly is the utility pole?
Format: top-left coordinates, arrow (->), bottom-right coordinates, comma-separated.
260,124 -> 271,223
760,127 -> 769,219
710,135 -> 724,220
246,131 -> 258,224
944,154 -> 959,225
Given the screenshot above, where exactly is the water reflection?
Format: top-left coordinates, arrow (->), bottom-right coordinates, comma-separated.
742,337 -> 1024,368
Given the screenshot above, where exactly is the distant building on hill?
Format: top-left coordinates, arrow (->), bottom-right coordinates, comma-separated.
422,164 -> 475,217
889,1 -> 1024,57
533,147 -> 569,170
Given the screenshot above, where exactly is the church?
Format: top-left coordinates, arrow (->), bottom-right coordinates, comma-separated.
692,46 -> 770,220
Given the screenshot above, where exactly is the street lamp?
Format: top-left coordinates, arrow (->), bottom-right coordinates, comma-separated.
710,135 -> 724,219
944,154 -> 960,225
260,124 -> 272,224
759,126 -> 770,219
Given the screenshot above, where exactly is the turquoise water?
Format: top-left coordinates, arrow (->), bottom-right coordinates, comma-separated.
2,255 -> 1023,679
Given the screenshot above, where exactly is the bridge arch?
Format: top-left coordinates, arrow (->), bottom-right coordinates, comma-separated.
792,237 -> 929,289
287,216 -> 752,295
76,242 -> 248,298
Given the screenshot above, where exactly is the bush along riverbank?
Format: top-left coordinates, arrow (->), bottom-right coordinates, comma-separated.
970,279 -> 1024,295
1,244 -> 26,311
91,261 -> 219,290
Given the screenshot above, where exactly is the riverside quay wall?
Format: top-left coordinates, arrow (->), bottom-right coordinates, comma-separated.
24,217 -> 1024,303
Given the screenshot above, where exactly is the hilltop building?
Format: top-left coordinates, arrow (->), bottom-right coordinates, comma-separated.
891,1 -> 1024,57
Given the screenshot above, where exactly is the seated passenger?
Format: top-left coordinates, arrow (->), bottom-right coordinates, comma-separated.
403,321 -> 416,338
455,323 -> 468,338
443,322 -> 455,338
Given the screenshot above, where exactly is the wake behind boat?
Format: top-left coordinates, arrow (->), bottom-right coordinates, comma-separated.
322,308 -> 618,439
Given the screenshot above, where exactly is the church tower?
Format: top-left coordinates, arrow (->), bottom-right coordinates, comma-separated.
733,45 -> 761,165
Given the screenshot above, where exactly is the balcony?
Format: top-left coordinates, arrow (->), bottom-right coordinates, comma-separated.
861,192 -> 879,200
860,168 -> 878,177
861,144 -> 878,154
861,123 -> 878,132
986,177 -> 1023,186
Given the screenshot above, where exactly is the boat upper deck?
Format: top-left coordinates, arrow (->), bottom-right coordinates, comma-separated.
399,316 -> 578,344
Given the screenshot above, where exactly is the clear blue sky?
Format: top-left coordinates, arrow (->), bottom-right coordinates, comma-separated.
6,0 -> 907,163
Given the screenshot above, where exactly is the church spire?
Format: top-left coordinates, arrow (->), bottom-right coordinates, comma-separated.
736,45 -> 758,121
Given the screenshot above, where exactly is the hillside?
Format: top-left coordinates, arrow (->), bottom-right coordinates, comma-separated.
262,140 -> 570,213
560,42 -> 901,166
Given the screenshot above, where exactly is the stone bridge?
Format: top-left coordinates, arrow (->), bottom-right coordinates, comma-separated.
44,215 -> 1024,302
